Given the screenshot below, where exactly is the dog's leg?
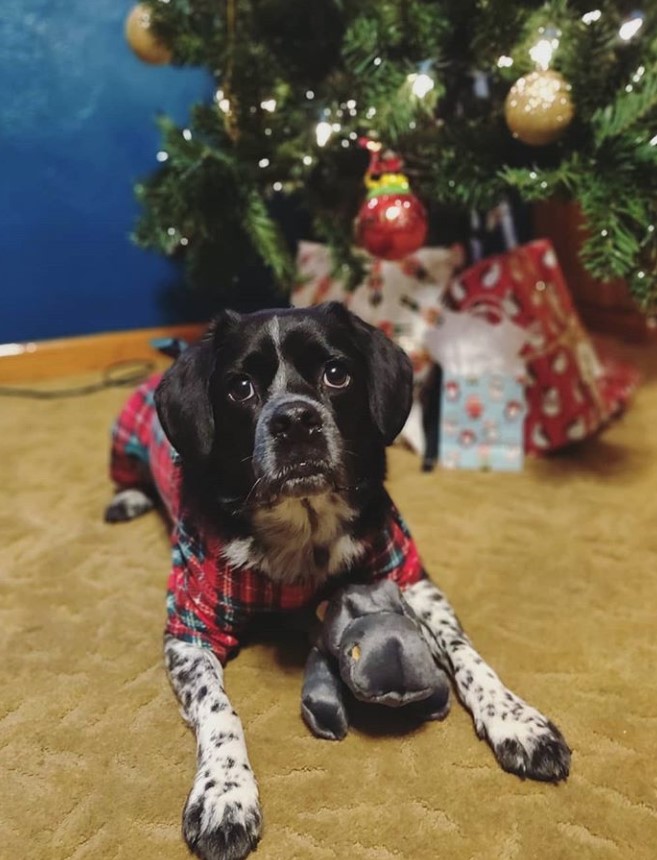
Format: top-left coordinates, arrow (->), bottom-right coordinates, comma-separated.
403,578 -> 571,782
164,636 -> 262,860
104,488 -> 154,523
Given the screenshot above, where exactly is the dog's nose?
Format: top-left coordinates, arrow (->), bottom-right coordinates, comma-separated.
269,401 -> 322,443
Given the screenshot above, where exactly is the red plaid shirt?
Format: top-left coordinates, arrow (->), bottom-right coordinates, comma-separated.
111,375 -> 425,663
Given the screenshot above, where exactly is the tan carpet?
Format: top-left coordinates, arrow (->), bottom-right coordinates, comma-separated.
2,342 -> 657,860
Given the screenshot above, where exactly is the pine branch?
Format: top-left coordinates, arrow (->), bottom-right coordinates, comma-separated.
241,190 -> 295,289
313,212 -> 369,291
500,160 -> 580,201
593,68 -> 657,143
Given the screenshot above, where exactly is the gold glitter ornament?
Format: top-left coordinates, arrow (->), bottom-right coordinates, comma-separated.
125,4 -> 172,65
504,70 -> 574,146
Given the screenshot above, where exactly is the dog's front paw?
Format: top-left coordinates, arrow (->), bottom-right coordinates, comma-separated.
478,699 -> 571,783
104,488 -> 154,523
183,770 -> 262,860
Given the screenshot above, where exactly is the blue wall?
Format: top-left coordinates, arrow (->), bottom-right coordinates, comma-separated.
0,0 -> 214,343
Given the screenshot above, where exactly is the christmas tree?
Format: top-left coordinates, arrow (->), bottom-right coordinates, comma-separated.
127,0 -> 657,313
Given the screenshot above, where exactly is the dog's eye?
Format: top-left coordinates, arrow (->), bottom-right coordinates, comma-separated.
227,375 -> 255,403
323,361 -> 351,390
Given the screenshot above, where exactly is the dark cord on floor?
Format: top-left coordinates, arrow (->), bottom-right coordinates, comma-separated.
0,359 -> 156,399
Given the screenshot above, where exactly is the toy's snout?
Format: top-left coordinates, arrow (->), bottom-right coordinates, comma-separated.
338,614 -> 440,707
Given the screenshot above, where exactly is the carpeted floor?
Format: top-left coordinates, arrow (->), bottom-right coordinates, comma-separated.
2,340 -> 657,860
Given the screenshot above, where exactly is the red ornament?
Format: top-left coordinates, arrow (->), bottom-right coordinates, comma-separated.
355,145 -> 427,261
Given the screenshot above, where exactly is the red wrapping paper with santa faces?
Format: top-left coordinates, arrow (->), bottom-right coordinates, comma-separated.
444,240 -> 639,453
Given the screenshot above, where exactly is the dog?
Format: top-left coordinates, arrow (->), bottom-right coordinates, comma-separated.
105,302 -> 570,860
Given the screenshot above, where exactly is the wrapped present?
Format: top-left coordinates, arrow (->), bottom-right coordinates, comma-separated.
293,241 -> 464,386
293,241 -> 464,454
445,240 -> 639,454
426,309 -> 528,471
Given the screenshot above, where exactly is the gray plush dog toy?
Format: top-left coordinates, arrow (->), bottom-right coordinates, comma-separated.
302,579 -> 451,740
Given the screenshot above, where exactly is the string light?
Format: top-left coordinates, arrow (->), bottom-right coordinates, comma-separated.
260,99 -> 276,112
529,38 -> 558,71
303,155 -> 313,165
619,13 -> 644,41
156,151 -> 168,162
306,90 -> 315,100
273,182 -> 283,191
315,121 -> 332,146
180,237 -> 189,246
258,158 -> 270,168
581,10 -> 601,25
215,89 -> 231,113
497,55 -> 514,68
182,129 -> 192,141
407,72 -> 434,98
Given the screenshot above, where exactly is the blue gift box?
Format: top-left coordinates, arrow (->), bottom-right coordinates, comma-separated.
439,372 -> 527,471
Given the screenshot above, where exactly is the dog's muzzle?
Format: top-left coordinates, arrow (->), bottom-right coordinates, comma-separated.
253,394 -> 342,499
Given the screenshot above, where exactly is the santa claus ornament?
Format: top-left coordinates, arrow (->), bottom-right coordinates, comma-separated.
355,144 -> 428,260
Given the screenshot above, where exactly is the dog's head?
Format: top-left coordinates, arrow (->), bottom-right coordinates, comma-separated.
155,303 -> 413,512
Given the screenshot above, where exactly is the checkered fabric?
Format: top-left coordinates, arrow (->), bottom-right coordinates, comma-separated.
110,375 -> 425,664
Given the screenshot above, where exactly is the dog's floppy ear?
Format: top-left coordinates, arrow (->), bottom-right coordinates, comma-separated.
324,302 -> 413,445
154,311 -> 237,461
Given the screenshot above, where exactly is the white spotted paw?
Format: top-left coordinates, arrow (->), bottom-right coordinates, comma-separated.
104,488 -> 154,523
182,770 -> 262,860
479,700 -> 571,783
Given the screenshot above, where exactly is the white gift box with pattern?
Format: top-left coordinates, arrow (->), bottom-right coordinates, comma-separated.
425,310 -> 528,471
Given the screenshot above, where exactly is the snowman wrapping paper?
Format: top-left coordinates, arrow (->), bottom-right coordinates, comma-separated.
292,241 -> 464,453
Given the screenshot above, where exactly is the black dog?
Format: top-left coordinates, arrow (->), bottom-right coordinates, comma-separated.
106,303 -> 570,860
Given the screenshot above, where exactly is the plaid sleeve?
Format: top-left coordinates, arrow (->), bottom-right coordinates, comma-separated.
164,517 -> 321,664
359,501 -> 426,591
165,519 -> 246,664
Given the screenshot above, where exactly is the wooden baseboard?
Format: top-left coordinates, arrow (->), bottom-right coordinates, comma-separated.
0,324 -> 207,384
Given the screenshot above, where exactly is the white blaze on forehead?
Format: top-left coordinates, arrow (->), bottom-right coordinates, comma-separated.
268,316 -> 288,392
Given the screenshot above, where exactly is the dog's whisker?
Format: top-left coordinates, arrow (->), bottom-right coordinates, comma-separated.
240,475 -> 264,509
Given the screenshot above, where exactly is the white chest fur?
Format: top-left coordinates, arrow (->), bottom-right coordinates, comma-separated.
221,493 -> 364,585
